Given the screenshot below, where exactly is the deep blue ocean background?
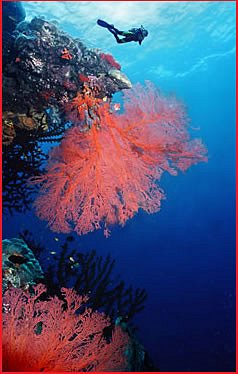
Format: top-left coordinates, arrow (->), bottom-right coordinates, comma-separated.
3,1 -> 236,372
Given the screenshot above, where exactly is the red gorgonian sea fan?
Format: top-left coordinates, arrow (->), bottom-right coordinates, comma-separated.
3,284 -> 130,372
32,82 -> 207,237
100,52 -> 121,70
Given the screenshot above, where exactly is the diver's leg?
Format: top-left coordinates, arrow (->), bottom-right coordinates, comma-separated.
112,34 -> 124,44
105,23 -> 125,36
108,28 -> 124,43
111,27 -> 124,35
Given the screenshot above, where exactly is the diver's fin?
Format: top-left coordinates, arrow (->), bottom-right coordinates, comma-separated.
97,19 -> 114,29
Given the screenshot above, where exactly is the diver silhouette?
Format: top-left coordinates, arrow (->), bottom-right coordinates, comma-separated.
97,19 -> 148,45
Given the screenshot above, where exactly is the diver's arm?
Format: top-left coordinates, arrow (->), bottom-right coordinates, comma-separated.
137,31 -> 144,45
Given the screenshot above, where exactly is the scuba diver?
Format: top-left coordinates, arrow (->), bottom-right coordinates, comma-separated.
97,19 -> 148,45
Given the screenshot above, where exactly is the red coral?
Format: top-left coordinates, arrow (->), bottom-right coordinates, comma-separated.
61,47 -> 73,60
65,87 -> 102,129
79,73 -> 89,82
32,82 -> 207,236
100,52 -> 121,70
3,285 -> 129,372
63,79 -> 77,91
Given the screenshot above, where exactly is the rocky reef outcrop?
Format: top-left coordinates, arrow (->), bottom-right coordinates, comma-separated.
3,3 -> 131,145
2,238 -> 44,292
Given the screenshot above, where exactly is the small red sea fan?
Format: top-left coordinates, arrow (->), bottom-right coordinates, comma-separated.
79,73 -> 89,83
100,52 -> 121,70
3,285 -> 130,372
32,82 -> 207,236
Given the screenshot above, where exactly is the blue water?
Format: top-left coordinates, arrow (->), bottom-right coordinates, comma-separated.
3,2 -> 236,371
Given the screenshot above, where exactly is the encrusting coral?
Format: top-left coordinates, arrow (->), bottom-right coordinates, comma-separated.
2,238 -> 44,292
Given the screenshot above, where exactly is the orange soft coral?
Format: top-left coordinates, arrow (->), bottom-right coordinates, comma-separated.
3,285 -> 129,372
32,82 -> 207,236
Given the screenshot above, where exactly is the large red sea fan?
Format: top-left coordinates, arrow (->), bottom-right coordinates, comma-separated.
32,82 -> 207,236
3,285 -> 130,372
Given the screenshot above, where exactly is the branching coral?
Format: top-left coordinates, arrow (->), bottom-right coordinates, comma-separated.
3,137 -> 47,215
19,230 -> 148,325
32,82 -> 207,236
2,108 -> 72,215
3,284 -> 130,372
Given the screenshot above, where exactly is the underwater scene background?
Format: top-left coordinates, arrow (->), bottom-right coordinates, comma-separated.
2,1 -> 236,372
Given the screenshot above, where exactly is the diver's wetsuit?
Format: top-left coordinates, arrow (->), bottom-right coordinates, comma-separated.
97,19 -> 148,45
108,26 -> 146,45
